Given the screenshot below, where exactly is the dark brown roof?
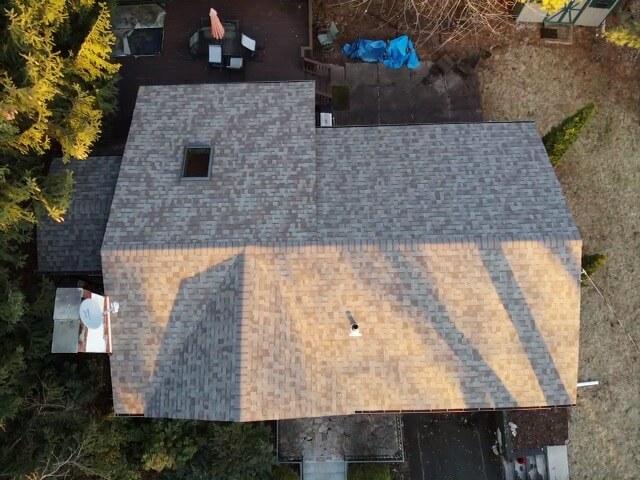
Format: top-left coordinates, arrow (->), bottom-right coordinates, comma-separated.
37,156 -> 121,273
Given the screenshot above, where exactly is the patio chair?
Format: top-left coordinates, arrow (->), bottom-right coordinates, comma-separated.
208,44 -> 223,69
188,29 -> 201,56
241,33 -> 256,58
317,21 -> 339,53
227,56 -> 244,70
188,27 -> 215,57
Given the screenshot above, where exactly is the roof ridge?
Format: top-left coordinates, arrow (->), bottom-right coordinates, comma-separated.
318,120 -> 539,130
101,232 -> 581,256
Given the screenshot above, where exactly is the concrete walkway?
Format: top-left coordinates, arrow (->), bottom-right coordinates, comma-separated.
302,460 -> 347,480
333,62 -> 483,126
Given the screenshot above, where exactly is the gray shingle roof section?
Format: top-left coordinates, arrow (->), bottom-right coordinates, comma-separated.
315,123 -> 579,241
37,156 -> 121,273
104,90 -> 577,249
102,82 -> 317,247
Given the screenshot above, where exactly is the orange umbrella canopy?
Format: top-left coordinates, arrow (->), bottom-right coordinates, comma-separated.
209,8 -> 225,40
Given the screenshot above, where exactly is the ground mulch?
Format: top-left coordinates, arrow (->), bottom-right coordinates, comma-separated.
390,460 -> 411,480
507,409 -> 569,451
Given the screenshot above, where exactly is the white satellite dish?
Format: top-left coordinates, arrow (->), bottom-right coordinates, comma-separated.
79,298 -> 104,330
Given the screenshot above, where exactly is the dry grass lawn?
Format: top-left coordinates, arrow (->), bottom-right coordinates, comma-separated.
479,29 -> 640,480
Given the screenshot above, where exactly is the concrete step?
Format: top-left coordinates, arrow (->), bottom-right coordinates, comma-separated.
328,64 -> 346,86
546,445 -> 569,480
302,460 -> 346,480
535,453 -> 547,480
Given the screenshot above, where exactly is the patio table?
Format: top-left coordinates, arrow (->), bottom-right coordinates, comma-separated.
204,20 -> 242,69
192,19 -> 241,61
220,20 -> 241,58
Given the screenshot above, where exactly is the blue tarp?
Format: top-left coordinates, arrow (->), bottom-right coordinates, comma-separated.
342,35 -> 420,70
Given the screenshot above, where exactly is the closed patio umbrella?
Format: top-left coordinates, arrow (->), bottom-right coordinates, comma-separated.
209,8 -> 225,40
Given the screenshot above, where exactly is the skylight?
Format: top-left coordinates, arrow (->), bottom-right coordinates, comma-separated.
182,146 -> 211,178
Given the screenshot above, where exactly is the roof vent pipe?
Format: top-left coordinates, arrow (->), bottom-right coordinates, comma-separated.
346,311 -> 362,337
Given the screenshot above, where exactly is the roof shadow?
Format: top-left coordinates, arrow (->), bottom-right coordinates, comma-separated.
145,255 -> 244,420
145,252 -> 313,421
384,250 -> 519,409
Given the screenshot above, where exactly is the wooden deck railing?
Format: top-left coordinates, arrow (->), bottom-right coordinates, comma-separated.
306,0 -> 313,53
301,57 -> 330,77
301,57 -> 333,103
302,0 -> 332,106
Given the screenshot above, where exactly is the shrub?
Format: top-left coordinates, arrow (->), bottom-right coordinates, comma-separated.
531,0 -> 567,13
348,463 -> 392,480
606,21 -> 640,51
581,253 -> 607,286
206,422 -> 275,479
542,103 -> 595,167
112,419 -> 276,479
272,464 -> 300,479
113,418 -> 201,473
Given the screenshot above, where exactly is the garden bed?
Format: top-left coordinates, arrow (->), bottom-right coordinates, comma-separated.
278,415 -> 404,463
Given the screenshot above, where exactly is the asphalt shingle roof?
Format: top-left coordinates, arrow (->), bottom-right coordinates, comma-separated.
102,82 -> 316,246
315,125 -> 578,240
37,156 -> 121,273
102,82 -> 581,421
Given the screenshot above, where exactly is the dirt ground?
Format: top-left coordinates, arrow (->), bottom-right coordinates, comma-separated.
478,25 -> 640,480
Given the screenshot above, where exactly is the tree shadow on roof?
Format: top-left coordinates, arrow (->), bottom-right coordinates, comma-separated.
374,249 -> 519,409
478,247 -> 571,405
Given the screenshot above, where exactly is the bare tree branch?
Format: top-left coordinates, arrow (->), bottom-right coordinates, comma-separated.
330,0 -> 516,48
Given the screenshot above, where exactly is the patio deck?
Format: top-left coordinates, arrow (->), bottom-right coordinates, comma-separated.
113,0 -> 309,141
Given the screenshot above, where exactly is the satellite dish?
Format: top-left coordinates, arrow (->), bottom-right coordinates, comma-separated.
79,299 -> 104,330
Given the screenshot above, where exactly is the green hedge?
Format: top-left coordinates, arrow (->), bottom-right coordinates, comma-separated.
581,253 -> 607,286
348,463 -> 392,480
542,103 -> 595,167
272,464 -> 300,479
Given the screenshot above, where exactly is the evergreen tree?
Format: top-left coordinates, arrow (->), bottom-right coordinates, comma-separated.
0,0 -> 119,161
0,163 -> 73,232
542,103 -> 595,167
0,274 -> 26,427
73,3 -> 120,83
0,1 -> 120,475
